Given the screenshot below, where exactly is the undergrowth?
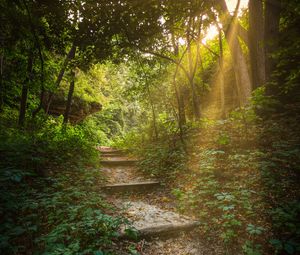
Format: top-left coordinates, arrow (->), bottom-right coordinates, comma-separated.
117,93 -> 300,255
170,104 -> 300,255
0,112 -> 129,254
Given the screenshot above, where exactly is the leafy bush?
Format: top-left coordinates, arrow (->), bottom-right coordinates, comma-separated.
0,113 -> 128,254
0,166 -> 127,254
0,114 -> 98,174
168,103 -> 300,254
138,143 -> 186,178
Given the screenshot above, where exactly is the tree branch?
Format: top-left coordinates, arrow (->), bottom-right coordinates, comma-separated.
138,48 -> 191,80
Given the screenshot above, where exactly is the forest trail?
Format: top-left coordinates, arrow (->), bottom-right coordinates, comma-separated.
99,147 -> 205,255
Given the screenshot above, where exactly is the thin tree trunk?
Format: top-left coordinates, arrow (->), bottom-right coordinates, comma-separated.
63,69 -> 75,124
147,85 -> 158,140
186,17 -> 201,120
218,27 -> 226,118
0,54 -> 3,112
191,80 -> 201,120
249,0 -> 265,89
170,28 -> 186,145
32,88 -> 45,118
46,44 -> 76,113
63,46 -> 76,124
178,86 -> 186,126
173,74 -> 186,145
18,52 -> 33,127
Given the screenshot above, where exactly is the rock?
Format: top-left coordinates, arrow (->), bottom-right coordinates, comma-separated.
43,92 -> 102,123
117,201 -> 199,239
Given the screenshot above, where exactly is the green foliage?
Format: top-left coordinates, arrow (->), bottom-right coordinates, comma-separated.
246,224 -> 265,236
127,244 -> 140,255
251,87 -> 280,115
216,132 -> 231,146
0,112 -> 129,254
269,239 -> 300,255
0,114 -> 98,172
113,129 -> 145,152
0,165 -> 127,254
138,144 -> 186,178
242,241 -> 263,255
267,0 -> 300,103
168,103 -> 300,254
81,116 -> 111,145
1,1 -> 299,255
269,201 -> 300,255
124,228 -> 139,241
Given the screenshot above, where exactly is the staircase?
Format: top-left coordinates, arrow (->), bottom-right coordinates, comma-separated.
99,147 -> 199,240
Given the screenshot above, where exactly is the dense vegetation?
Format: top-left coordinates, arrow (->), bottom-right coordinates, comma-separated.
0,0 -> 299,254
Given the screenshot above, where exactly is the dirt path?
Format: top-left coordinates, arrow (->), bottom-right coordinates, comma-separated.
99,147 -> 209,255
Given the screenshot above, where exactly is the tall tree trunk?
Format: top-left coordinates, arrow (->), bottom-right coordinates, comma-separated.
46,44 -> 76,113
0,54 -> 3,112
170,27 -> 186,144
63,46 -> 76,124
22,0 -> 45,118
18,52 -> 33,127
173,74 -> 186,145
178,86 -> 186,126
186,17 -> 201,120
249,0 -> 265,89
218,0 -> 252,105
63,69 -> 75,124
218,27 -> 226,118
190,79 -> 201,120
264,0 -> 281,86
147,85 -> 158,140
32,88 -> 45,118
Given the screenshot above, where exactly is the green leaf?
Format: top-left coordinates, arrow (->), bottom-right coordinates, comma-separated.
284,243 -> 295,254
124,228 -> 139,240
11,226 -> 26,236
269,239 -> 283,250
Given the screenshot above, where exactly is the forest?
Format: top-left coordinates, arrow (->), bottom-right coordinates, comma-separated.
0,0 -> 299,254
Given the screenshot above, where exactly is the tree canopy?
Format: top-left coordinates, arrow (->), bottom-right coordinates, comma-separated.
0,0 -> 300,254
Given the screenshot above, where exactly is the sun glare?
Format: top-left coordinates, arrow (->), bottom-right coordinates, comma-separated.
225,0 -> 249,14
202,25 -> 219,45
202,0 -> 249,44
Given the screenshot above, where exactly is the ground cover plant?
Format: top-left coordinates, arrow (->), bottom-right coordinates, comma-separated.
1,0 -> 299,254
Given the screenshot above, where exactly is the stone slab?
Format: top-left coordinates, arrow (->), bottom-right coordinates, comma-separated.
97,146 -> 122,153
101,159 -> 138,166
101,166 -> 153,184
102,181 -> 160,193
100,152 -> 124,157
118,201 -> 200,239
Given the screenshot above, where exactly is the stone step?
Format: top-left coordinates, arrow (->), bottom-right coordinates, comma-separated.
100,152 -> 125,158
100,159 -> 138,166
101,153 -> 124,158
121,221 -> 200,240
101,151 -> 123,156
100,149 -> 123,155
97,146 -> 123,153
102,181 -> 160,193
117,201 -> 200,240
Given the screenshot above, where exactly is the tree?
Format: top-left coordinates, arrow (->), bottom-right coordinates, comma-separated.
264,0 -> 281,85
217,0 -> 252,106
18,52 -> 33,126
249,0 -> 265,89
0,0 -> 168,126
63,47 -> 76,124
